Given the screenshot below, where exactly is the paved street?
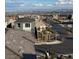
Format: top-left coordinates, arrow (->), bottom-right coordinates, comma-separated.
35,38 -> 73,54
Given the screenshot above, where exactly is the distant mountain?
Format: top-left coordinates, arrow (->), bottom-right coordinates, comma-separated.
5,8 -> 73,15
32,9 -> 73,13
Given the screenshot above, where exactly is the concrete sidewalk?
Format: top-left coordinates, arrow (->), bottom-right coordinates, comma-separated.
35,40 -> 63,45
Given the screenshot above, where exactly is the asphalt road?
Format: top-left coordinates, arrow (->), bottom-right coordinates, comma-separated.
35,38 -> 73,54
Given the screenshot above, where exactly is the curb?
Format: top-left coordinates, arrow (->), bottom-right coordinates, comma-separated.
35,40 -> 63,45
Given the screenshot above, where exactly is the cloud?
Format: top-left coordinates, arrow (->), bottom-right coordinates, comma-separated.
5,0 -> 15,3
33,3 -> 53,7
46,4 -> 53,7
68,1 -> 72,4
58,0 -> 65,2
34,3 -> 44,7
5,0 -> 72,12
19,4 -> 25,7
55,0 -> 73,5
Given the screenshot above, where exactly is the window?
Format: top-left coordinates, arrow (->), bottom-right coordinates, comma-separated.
25,23 -> 30,27
18,23 -> 20,27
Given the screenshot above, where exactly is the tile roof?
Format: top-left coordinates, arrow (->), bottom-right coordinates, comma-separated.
5,29 -> 36,56
15,17 -> 35,23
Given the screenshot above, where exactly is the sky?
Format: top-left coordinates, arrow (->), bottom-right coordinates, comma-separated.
5,0 -> 73,12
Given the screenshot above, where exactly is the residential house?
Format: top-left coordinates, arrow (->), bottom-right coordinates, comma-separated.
5,16 -> 16,28
14,17 -> 35,32
35,16 -> 47,32
58,14 -> 67,20
53,14 -> 59,20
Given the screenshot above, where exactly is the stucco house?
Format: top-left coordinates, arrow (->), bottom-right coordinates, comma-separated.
53,14 -> 59,20
14,17 -> 35,32
5,16 -> 16,28
35,18 -> 47,32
